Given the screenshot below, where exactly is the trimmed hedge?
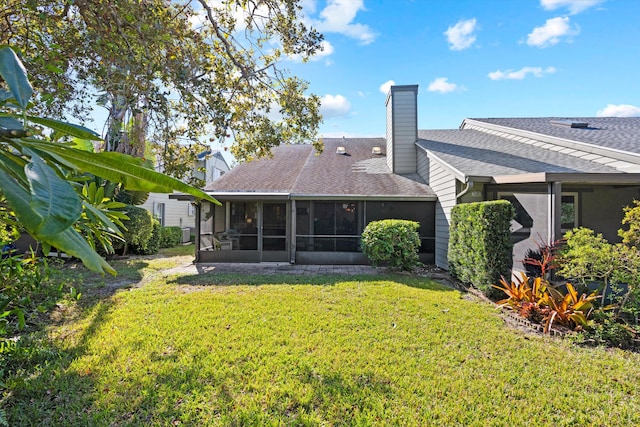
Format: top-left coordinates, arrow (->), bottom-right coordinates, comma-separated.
448,200 -> 514,295
160,226 -> 183,248
361,219 -> 421,271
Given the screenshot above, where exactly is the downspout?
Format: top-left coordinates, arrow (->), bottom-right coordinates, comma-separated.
456,179 -> 474,202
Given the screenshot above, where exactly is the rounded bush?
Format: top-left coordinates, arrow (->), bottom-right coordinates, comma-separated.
361,219 -> 421,270
113,205 -> 154,255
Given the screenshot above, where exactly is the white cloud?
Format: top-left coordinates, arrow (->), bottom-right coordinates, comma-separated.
311,0 -> 377,45
488,66 -> 557,80
596,104 -> 640,117
289,40 -> 334,63
444,18 -> 478,51
540,0 -> 605,14
427,77 -> 462,93
527,16 -> 579,47
320,94 -> 351,119
379,80 -> 395,95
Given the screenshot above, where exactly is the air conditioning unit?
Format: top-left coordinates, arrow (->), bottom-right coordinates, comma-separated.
181,227 -> 191,244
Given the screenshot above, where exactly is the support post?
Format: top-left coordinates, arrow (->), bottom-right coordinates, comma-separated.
548,182 -> 562,243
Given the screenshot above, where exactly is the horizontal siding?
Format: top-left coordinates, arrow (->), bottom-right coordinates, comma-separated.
428,160 -> 457,269
141,192 -> 196,229
417,150 -> 429,181
391,90 -> 417,174
386,96 -> 393,170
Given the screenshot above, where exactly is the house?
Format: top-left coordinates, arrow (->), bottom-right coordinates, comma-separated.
195,84 -> 640,270
142,149 -> 229,231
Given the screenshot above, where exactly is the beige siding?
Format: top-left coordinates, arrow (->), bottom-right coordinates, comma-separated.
428,159 -> 457,269
140,192 -> 196,229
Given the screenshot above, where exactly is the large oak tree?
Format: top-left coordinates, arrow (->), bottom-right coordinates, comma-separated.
1,0 -> 324,162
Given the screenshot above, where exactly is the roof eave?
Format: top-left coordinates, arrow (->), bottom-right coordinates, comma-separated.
492,172 -> 640,185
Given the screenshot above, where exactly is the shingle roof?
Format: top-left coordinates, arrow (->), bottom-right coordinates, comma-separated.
205,138 -> 435,199
205,144 -> 312,192
417,129 -> 620,178
468,117 -> 640,155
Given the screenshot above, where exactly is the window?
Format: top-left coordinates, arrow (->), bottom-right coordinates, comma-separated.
561,193 -> 578,231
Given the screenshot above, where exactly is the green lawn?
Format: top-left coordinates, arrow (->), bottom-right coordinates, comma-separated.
3,257 -> 640,426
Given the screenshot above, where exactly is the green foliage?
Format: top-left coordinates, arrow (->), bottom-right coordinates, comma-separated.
74,180 -> 129,255
0,203 -> 18,245
160,226 -> 183,249
448,200 -> 515,295
554,202 -> 640,348
0,45 -> 218,274
577,310 -> 638,349
557,227 -> 618,287
619,199 -> 640,247
118,206 -> 154,255
1,0 -> 324,163
361,219 -> 421,270
133,218 -> 161,256
0,252 -> 50,339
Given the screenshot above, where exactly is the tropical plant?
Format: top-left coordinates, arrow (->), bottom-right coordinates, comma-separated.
74,180 -> 129,255
522,238 -> 561,279
0,45 -> 218,274
492,273 -> 598,333
492,272 -> 547,308
541,282 -> 599,333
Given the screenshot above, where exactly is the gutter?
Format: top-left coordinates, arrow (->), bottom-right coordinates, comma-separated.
456,179 -> 474,201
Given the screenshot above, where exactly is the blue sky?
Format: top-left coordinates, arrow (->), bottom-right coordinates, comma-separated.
287,0 -> 640,138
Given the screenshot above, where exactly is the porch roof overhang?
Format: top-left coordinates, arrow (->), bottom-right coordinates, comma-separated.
290,194 -> 437,201
206,192 -> 291,201
169,191 -> 437,202
492,172 -> 640,185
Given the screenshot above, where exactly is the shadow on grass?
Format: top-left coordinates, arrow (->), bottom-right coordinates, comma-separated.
3,259 -> 152,424
168,271 -> 457,293
3,296 -> 118,425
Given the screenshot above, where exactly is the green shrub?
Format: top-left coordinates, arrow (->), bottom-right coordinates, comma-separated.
132,218 -> 161,255
361,219 -> 421,271
160,226 -> 183,248
115,206 -> 154,255
0,252 -> 50,339
557,227 -> 617,289
448,200 -> 514,295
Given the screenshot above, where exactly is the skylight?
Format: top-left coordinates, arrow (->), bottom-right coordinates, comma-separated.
550,120 -> 589,128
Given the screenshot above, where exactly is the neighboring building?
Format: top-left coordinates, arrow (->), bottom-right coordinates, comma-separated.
195,84 -> 640,268
142,149 -> 229,230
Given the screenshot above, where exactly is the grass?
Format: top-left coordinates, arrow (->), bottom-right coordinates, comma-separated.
3,256 -> 640,426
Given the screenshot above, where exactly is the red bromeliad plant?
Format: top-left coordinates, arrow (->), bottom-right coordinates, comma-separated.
541,282 -> 599,333
492,273 -> 599,333
522,238 -> 563,279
